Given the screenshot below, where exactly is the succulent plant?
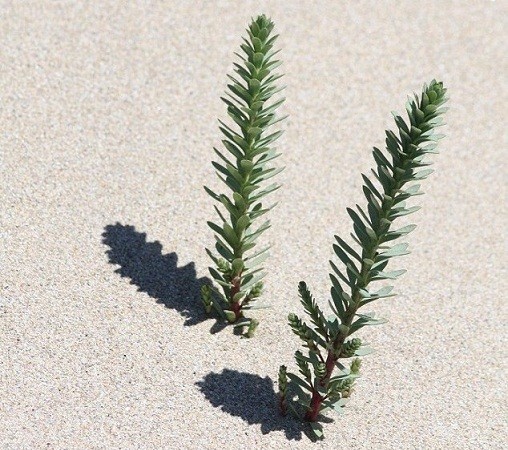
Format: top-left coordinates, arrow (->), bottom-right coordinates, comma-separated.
278,80 -> 448,438
202,15 -> 286,336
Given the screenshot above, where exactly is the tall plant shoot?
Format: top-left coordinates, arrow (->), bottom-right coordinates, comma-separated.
201,15 -> 286,336
278,81 -> 448,438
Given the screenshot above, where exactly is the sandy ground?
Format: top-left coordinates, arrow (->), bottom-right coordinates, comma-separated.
1,1 -> 507,448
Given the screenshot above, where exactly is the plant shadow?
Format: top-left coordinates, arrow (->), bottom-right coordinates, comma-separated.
196,369 -> 324,441
102,222 -> 225,330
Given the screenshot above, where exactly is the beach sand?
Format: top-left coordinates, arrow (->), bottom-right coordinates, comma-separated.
1,1 -> 506,448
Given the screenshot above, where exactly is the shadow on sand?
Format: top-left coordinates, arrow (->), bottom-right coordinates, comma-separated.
196,369 -> 320,441
102,222 -> 224,330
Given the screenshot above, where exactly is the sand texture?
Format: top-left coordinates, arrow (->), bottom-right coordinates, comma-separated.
1,1 -> 507,448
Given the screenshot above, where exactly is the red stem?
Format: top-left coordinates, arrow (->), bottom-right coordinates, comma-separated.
229,276 -> 243,321
279,395 -> 287,416
306,344 -> 342,421
231,299 -> 242,321
305,390 -> 323,422
321,350 -> 336,386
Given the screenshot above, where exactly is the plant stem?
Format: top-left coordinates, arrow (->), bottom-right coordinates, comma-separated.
305,391 -> 323,422
230,276 -> 243,320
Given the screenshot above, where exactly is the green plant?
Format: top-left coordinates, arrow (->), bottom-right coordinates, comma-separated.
278,80 -> 448,438
202,15 -> 286,335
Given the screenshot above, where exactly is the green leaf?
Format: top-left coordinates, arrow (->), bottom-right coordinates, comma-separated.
310,422 -> 323,438
249,78 -> 261,93
350,314 -> 388,334
222,223 -> 239,247
227,83 -> 252,104
378,243 -> 410,258
334,235 -> 362,262
347,207 -> 367,231
353,223 -> 373,248
390,205 -> 421,219
403,184 -> 422,197
257,97 -> 285,116
330,288 -> 347,320
372,146 -> 393,171
383,224 -> 416,242
376,285 -> 395,297
219,195 -> 240,219
355,346 -> 374,356
240,241 -> 256,253
250,100 -> 264,111
222,139 -> 244,159
235,214 -> 250,234
333,244 -> 358,270
330,260 -> 354,288
232,192 -> 246,211
213,147 -> 236,169
203,185 -> 220,201
209,267 -> 233,288
244,251 -> 270,270
359,285 -> 396,305
240,159 -> 254,173
232,290 -> 246,302
256,129 -> 284,147
251,166 -> 284,183
253,52 -> 264,65
231,258 -> 244,274
244,220 -> 270,244
244,244 -> 271,261
241,185 -> 258,197
248,126 -> 263,137
232,318 -> 251,328
255,149 -> 282,165
225,310 -> 237,322
243,302 -> 271,310
241,271 -> 266,290
413,168 -> 434,179
286,372 -> 313,392
325,399 -> 347,415
356,313 -> 387,324
207,220 -> 230,242
370,268 -> 407,281
394,224 -> 417,235
249,183 -> 280,202
205,248 -> 219,265
215,172 -> 242,194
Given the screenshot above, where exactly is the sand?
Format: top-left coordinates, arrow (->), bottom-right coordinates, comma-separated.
1,1 -> 507,448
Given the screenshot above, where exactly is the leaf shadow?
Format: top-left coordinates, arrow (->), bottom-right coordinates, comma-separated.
102,222 -> 225,331
196,369 -> 312,441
